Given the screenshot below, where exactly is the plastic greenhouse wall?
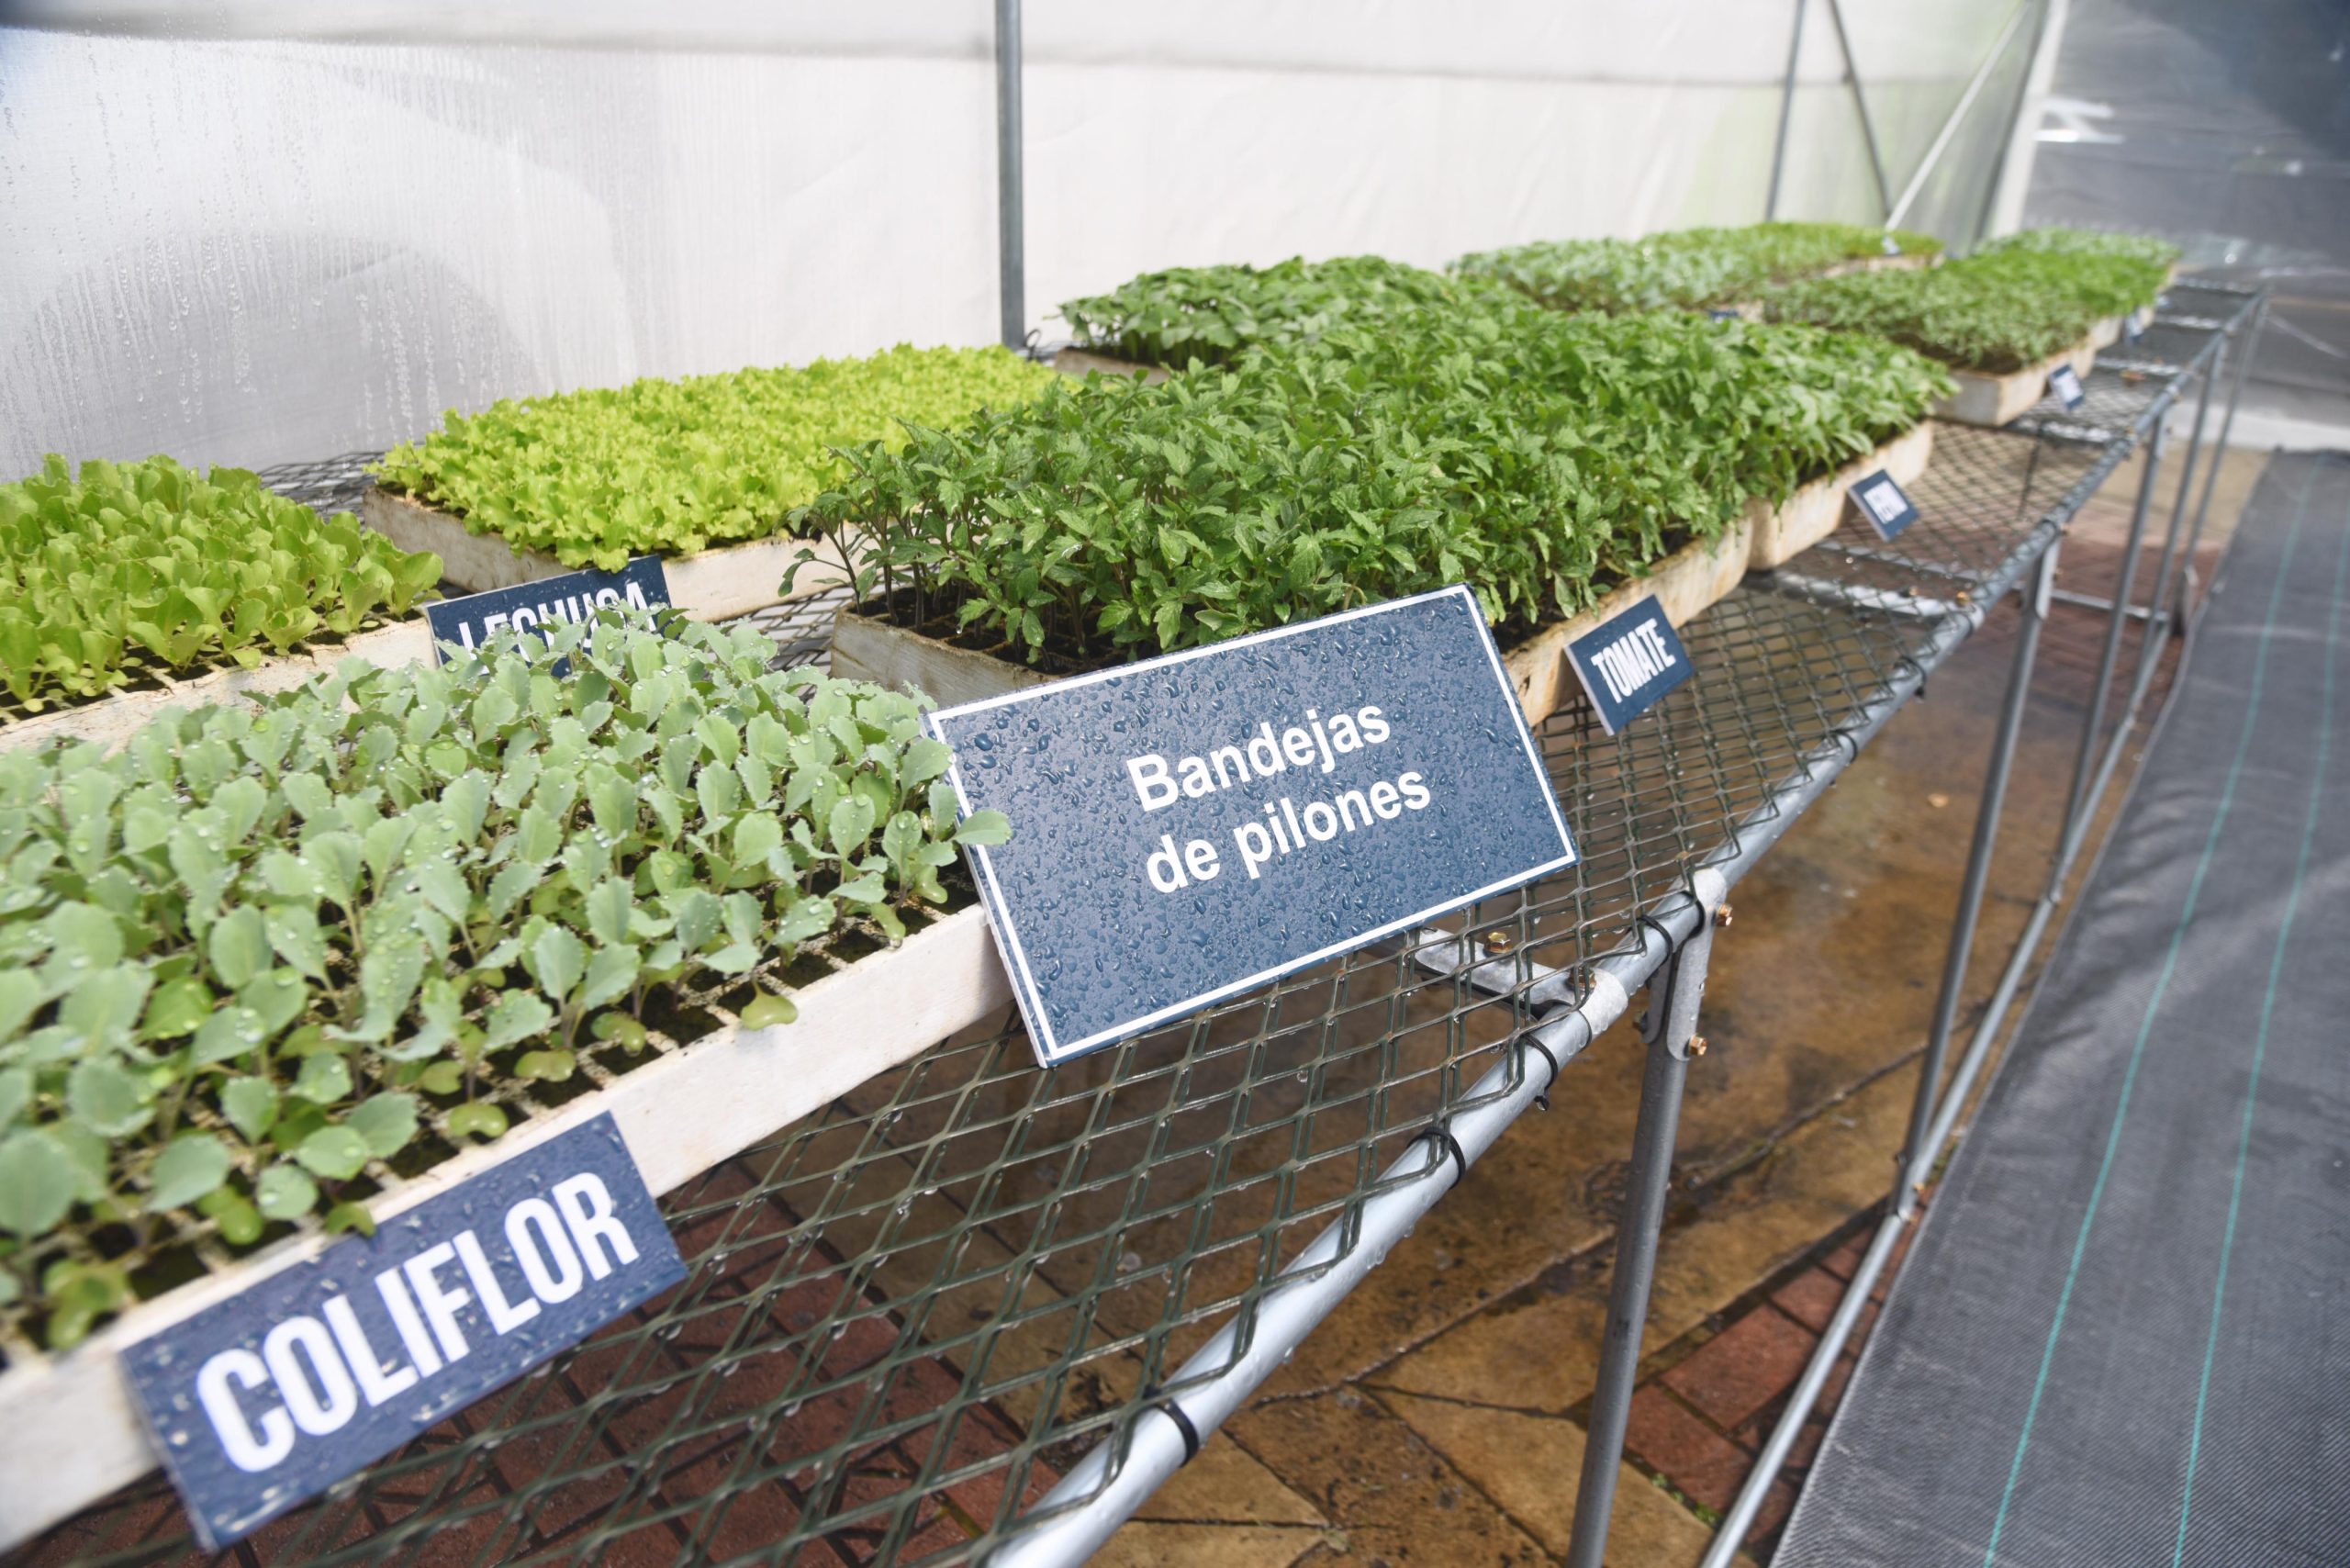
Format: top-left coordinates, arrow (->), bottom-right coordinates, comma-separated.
1,0 -> 2043,476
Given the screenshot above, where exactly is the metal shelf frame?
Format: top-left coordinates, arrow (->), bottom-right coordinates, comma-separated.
35,284 -> 2263,1568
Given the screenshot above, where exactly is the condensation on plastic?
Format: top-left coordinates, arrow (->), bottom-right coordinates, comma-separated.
1,0 -> 2026,476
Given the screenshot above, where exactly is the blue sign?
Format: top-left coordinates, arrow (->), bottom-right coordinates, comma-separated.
1707,308 -> 1741,322
2049,362 -> 2087,410
1565,597 -> 1695,735
927,586 -> 1578,1066
122,1114 -> 683,1550
424,557 -> 672,663
1848,468 -> 1921,541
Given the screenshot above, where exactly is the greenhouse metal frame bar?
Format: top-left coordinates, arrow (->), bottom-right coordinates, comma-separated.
993,0 -> 1026,351
1697,282 -> 2261,1565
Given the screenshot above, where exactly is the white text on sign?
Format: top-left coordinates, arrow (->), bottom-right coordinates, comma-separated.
196,1175 -> 644,1474
1588,620 -> 1680,704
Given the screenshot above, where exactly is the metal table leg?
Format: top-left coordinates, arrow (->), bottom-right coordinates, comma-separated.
2053,422 -> 2165,864
2176,299 -> 2268,636
1565,907 -> 1719,1568
1899,543 -> 2061,1168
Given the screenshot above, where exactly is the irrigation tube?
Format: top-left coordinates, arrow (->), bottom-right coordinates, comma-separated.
990,510 -> 2065,1566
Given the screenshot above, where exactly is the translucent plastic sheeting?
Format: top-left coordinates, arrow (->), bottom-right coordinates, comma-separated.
5,0 -> 2027,476
2019,0 -> 2350,433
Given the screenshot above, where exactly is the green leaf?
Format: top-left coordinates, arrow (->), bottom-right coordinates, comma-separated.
482,992 -> 554,1054
207,905 -> 270,989
42,1264 -> 128,1350
45,902 -> 124,976
147,1133 -> 232,1211
191,1003 -> 265,1069
732,812 -> 785,868
576,945 -> 640,1011
955,809 -> 1013,846
593,1014 -> 650,1051
740,991 -> 798,1029
777,896 -> 835,945
348,1092 -> 420,1158
515,1048 -> 576,1082
140,974 -> 215,1040
416,1059 -> 464,1096
585,879 -> 633,946
827,793 -> 877,856
220,1076 -> 280,1141
295,1125 -> 372,1181
265,904 -> 331,982
531,925 -> 587,1005
0,971 -> 41,1041
323,1201 -> 377,1238
255,1162 -> 319,1220
239,969 -> 308,1040
340,935 -> 427,1044
199,1186 -> 264,1246
292,1052 -> 353,1106
0,1130 -> 78,1237
447,1101 -> 509,1142
66,1058 -> 151,1137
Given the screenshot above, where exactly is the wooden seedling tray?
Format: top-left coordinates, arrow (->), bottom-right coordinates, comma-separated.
1933,337 -> 2100,428
0,902 -> 1010,1552
0,620 -> 435,755
833,518 -> 1755,733
1745,422 -> 1936,570
361,489 -> 858,619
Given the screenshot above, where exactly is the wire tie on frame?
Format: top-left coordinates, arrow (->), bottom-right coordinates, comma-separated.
1522,1036 -> 1562,1111
1144,1390 -> 1203,1464
1418,1123 -> 1471,1191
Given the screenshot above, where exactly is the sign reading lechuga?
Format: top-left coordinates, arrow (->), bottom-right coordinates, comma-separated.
925,585 -> 1579,1067
424,556 -> 672,664
122,1114 -> 683,1550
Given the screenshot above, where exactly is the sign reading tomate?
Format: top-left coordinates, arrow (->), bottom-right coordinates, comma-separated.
121,1114 -> 682,1549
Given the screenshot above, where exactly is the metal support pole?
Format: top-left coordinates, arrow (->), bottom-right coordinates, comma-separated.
993,0 -> 1026,351
1899,543 -> 2059,1169
2120,337 -> 2222,669
1565,911 -> 1718,1568
2176,300 -> 2267,628
2053,422 -> 2164,864
1764,0 -> 1807,220
1885,0 -> 2032,230
1822,0 -> 1894,221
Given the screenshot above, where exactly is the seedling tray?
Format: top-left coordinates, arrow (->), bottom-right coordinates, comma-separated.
361,488 -> 859,618
1933,336 -> 2100,428
0,619 -> 433,755
0,901 -> 1008,1552
1048,348 -> 1169,383
1745,422 -> 1936,569
832,518 -> 1754,731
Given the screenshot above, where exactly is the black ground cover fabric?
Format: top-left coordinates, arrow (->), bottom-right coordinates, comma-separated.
1779,451 -> 2350,1567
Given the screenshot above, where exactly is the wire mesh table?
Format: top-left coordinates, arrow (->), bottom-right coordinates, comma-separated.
24,283 -> 2261,1568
